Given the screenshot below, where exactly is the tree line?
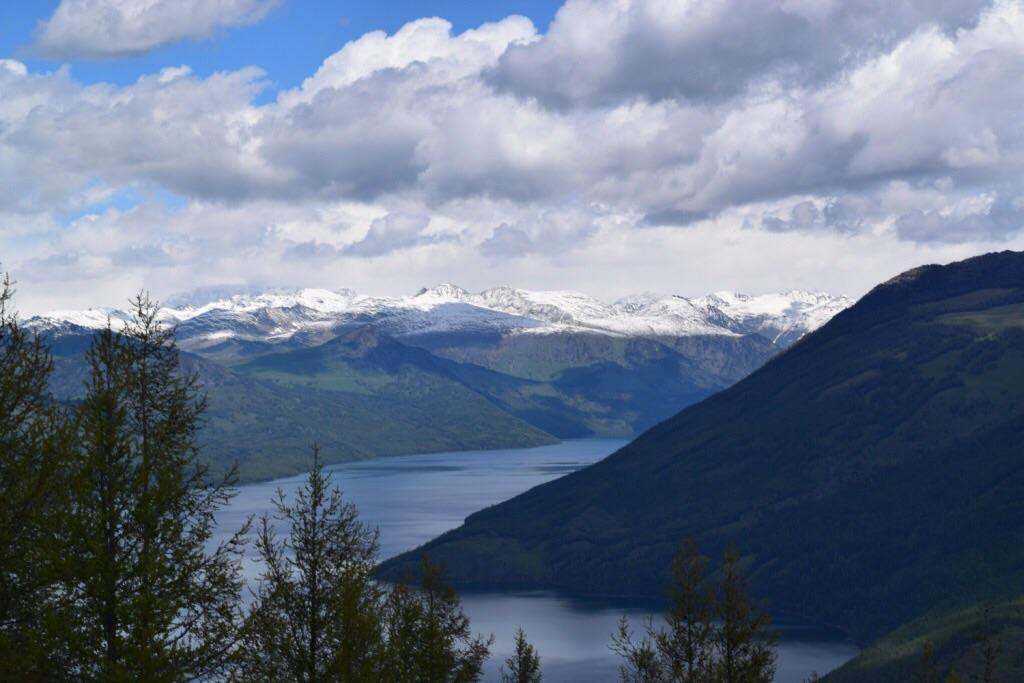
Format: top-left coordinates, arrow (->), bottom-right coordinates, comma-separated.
0,279 -> 777,682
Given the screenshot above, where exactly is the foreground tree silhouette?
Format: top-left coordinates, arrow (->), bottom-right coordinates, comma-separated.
380,558 -> 493,682
0,286 -> 500,680
663,540 -> 715,682
611,541 -> 716,683
0,275 -> 70,676
611,616 -> 663,683
500,627 -> 542,683
975,605 -> 1002,683
715,545 -> 776,683
236,446 -> 384,681
56,295 -> 247,681
612,542 -> 776,683
237,446 -> 493,682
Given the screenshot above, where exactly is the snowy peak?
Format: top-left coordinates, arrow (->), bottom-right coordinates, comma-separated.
171,288 -> 360,317
27,285 -> 853,351
467,287 -> 614,329
415,284 -> 470,300
34,307 -> 132,331
696,290 -> 856,345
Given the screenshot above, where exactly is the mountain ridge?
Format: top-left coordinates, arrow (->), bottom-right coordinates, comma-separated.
378,251 -> 1024,646
25,285 -> 853,354
31,283 -> 854,483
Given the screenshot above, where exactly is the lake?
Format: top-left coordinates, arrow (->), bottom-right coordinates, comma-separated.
215,439 -> 858,682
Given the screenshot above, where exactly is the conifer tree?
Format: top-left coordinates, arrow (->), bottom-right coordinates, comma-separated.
500,627 -> 542,683
379,557 -> 493,683
56,294 -> 247,681
610,616 -> 663,683
714,545 -> 776,683
612,542 -> 776,683
658,540 -> 715,683
0,274 -> 70,676
915,642 -> 938,683
236,445 -> 384,682
237,447 -> 491,683
975,605 -> 1001,683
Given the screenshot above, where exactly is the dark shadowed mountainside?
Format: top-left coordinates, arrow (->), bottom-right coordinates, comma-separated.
380,251 -> 1024,646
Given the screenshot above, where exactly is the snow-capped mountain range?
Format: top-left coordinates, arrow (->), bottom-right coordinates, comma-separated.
27,285 -> 854,350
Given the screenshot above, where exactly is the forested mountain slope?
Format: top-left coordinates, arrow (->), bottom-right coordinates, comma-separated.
381,251 -> 1024,644
42,288 -> 843,480
46,328 -> 555,481
31,285 -> 848,453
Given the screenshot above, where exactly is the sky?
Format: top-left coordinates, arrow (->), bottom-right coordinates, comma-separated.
2,0 -> 1024,315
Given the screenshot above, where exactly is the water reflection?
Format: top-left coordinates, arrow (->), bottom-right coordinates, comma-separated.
215,440 -> 857,681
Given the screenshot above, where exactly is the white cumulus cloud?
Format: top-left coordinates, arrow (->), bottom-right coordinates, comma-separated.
34,0 -> 281,57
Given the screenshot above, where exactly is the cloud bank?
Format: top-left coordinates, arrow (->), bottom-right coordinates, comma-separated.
3,0 -> 1024,313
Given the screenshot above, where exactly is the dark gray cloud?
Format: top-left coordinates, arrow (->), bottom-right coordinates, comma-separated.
490,0 -> 991,108
643,210 -> 712,228
478,211 -> 599,259
894,195 -> 1024,243
17,250 -> 84,283
343,213 -> 453,258
283,241 -> 342,262
479,224 -> 536,258
762,201 -> 824,233
257,73 -> 430,201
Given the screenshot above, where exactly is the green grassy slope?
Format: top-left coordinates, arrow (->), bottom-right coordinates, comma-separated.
241,326 -> 741,440
379,251 -> 1024,644
411,329 -> 772,386
48,328 -> 557,482
199,376 -> 556,482
48,320 -> 771,482
406,331 -> 768,435
824,597 -> 1024,682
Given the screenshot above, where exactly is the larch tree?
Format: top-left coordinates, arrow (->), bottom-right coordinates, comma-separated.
714,545 -> 776,683
612,542 -> 777,683
0,274 -> 71,677
610,541 -> 716,683
235,445 -> 385,682
500,627 -> 542,683
975,605 -> 1002,683
658,540 -> 715,683
56,294 -> 247,681
238,447 -> 493,683
378,556 -> 493,683
610,616 -> 664,683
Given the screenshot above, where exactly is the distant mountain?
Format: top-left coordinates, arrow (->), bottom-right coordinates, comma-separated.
46,327 -> 557,482
33,284 -> 851,480
234,325 -> 730,440
26,285 -> 852,356
379,251 -> 1024,648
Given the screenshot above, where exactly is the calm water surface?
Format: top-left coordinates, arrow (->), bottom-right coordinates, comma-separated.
215,439 -> 858,682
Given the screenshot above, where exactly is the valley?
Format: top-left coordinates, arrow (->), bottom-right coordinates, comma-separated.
214,440 -> 859,683
3,2 -> 1022,679
378,252 -> 1024,679
32,284 -> 849,481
